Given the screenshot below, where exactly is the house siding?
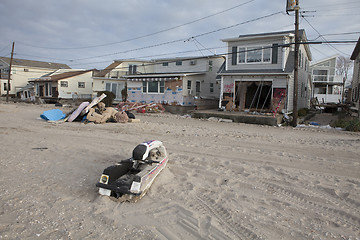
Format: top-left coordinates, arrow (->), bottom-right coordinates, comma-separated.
57,71 -> 93,99
225,37 -> 286,72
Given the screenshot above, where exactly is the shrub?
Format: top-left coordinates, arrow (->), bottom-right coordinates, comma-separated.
345,119 -> 360,132
97,91 -> 115,107
297,108 -> 309,117
331,117 -> 360,132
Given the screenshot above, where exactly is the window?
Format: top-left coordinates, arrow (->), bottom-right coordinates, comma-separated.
176,61 -> 182,66
187,80 -> 192,90
247,47 -> 262,63
263,48 -> 271,62
128,65 -> 137,75
142,81 -> 147,93
238,46 -> 272,64
78,82 -> 85,88
60,81 -> 68,87
162,62 -> 169,66
142,81 -> 165,93
210,83 -> 214,93
238,47 -> 246,63
148,82 -> 158,93
312,69 -> 328,82
24,68 -> 29,72
196,81 -> 201,93
3,83 -> 10,91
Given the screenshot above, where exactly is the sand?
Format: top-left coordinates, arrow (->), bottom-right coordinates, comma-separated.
0,102 -> 359,240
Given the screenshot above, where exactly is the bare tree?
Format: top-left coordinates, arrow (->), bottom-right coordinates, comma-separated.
336,55 -> 353,103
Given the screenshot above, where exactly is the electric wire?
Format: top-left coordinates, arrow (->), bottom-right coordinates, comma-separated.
301,15 -> 350,56
9,39 -> 357,74
16,0 -> 256,50
0,44 -> 12,55
71,11 -> 283,62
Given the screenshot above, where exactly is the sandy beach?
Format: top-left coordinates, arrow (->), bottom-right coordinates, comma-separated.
0,102 -> 359,240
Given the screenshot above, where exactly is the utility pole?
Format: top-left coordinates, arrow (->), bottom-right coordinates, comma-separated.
292,0 -> 300,127
6,42 -> 15,102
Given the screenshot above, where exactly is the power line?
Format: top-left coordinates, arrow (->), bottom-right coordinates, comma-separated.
16,0 -> 256,51
70,46 -> 228,67
0,43 -> 12,55
5,40 -> 356,74
71,11 -> 283,62
309,31 -> 360,41
301,16 -> 350,56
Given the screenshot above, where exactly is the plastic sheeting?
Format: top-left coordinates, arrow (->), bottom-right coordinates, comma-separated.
40,109 -> 66,121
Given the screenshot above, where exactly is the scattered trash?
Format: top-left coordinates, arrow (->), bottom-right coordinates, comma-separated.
296,124 -> 342,130
32,147 -> 48,151
115,102 -> 165,113
207,117 -> 233,123
219,118 -> 233,123
67,101 -> 89,122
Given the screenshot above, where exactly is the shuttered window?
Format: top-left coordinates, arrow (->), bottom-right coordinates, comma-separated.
232,46 -> 237,65
272,44 -> 278,64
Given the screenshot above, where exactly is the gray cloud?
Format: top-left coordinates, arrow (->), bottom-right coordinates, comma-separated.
0,0 -> 359,70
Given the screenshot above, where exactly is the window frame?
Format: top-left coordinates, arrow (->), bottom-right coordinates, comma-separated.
78,82 -> 85,88
60,81 -> 68,87
237,45 -> 272,64
142,81 -> 165,94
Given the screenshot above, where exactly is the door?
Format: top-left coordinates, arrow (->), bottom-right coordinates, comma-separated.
195,81 -> 201,97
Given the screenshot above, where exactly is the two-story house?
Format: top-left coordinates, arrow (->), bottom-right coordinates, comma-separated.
0,57 -> 70,97
219,30 -> 312,114
310,56 -> 343,104
125,55 -> 224,110
350,37 -> 360,118
93,60 -> 153,102
30,69 -> 94,103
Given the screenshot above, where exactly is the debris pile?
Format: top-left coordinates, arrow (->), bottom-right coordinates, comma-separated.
115,102 -> 165,113
40,94 -> 166,124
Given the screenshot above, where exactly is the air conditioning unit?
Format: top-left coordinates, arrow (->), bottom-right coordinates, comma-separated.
190,60 -> 197,65
187,89 -> 193,95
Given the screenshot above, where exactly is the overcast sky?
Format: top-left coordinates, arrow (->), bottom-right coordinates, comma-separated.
1,0 -> 359,70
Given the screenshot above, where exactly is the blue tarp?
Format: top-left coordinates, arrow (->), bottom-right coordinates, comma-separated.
40,109 -> 66,121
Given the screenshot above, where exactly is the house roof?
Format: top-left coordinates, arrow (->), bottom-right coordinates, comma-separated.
310,55 -> 339,67
93,61 -> 122,77
350,37 -> 360,60
125,72 -> 205,78
32,70 -> 92,82
222,30 -> 303,42
0,57 -> 70,69
153,55 -> 224,62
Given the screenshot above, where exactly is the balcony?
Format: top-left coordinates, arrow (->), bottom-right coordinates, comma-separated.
312,75 -> 343,84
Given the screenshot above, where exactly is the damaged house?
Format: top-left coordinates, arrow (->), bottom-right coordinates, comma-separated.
219,30 -> 312,114
30,69 -> 94,103
125,55 -> 224,111
310,56 -> 344,104
0,57 -> 70,97
93,60 -> 153,102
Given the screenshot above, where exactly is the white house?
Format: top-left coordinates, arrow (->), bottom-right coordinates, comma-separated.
0,57 -> 70,97
219,30 -> 312,114
125,55 -> 224,109
30,70 -> 93,102
93,60 -> 153,102
310,56 -> 343,104
350,37 -> 360,118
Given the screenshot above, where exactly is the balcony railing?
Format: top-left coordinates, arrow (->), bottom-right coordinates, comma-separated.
312,75 -> 342,83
